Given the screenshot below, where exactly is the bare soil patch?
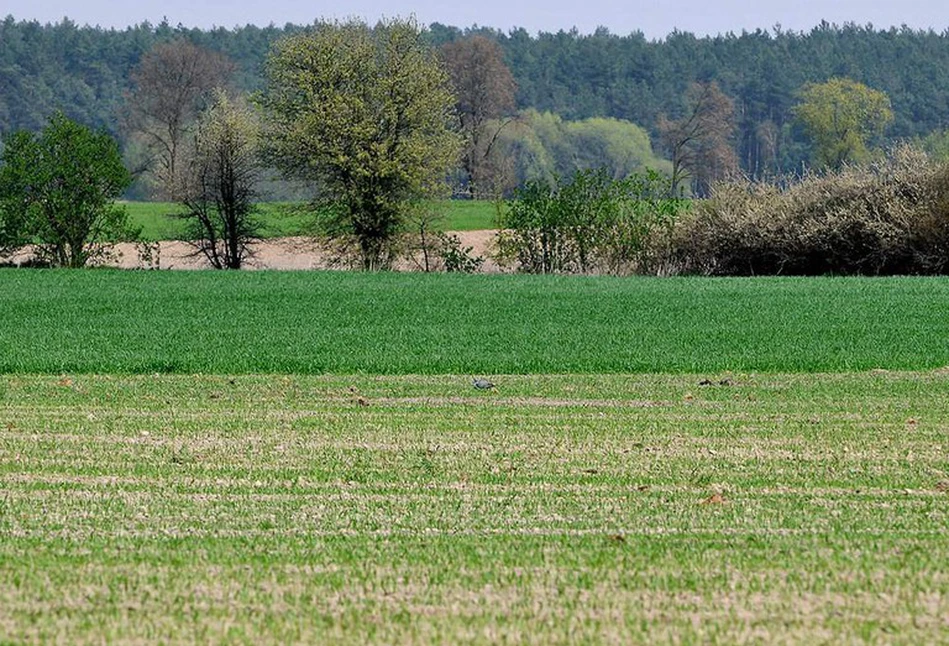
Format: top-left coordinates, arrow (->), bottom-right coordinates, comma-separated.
2,230 -> 502,271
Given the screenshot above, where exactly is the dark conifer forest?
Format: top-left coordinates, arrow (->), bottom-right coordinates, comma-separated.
2,16 -> 949,175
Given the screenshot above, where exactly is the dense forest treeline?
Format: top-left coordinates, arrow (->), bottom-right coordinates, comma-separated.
3,16 -> 949,178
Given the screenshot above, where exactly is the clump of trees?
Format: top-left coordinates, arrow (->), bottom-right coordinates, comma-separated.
123,39 -> 263,269
0,112 -> 135,267
658,81 -> 738,196
123,38 -> 235,199
260,18 -> 461,270
792,78 -> 893,170
440,34 -> 517,198
486,109 -> 671,193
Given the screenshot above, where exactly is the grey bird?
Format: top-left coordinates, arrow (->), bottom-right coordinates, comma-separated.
472,378 -> 495,390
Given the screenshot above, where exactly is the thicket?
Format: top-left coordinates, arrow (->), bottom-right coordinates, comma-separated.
497,168 -> 686,275
679,146 -> 949,275
494,147 -> 949,277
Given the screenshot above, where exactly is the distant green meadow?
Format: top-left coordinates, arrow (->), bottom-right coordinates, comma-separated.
122,200 -> 501,241
0,271 -> 947,374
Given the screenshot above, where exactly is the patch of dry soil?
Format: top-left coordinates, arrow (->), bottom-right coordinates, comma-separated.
3,230 -> 503,272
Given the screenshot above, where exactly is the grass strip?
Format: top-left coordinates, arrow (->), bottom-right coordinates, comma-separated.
124,200 -> 501,240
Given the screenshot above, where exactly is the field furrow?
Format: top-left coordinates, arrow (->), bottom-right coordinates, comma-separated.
2,372 -> 948,642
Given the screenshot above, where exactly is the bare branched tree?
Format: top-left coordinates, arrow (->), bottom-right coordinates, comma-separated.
176,90 -> 261,269
657,81 -> 737,197
123,39 -> 235,199
440,35 -> 517,198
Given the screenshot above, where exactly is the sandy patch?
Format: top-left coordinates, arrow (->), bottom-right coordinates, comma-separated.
1,231 -> 503,271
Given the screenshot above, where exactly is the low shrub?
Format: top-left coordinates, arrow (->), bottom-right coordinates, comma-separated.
496,168 -> 688,275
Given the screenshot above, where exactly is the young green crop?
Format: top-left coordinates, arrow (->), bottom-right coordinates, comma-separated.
0,272 -> 947,374
1,372 -> 947,643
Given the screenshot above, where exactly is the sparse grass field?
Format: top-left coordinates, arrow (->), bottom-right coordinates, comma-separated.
1,371 -> 948,642
123,200 -> 501,241
1,272 -> 948,643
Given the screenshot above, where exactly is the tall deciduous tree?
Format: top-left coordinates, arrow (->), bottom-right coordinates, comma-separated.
657,81 -> 737,196
792,77 -> 893,169
0,113 -> 133,267
176,90 -> 261,270
260,18 -> 461,270
440,35 -> 517,197
123,39 -> 234,199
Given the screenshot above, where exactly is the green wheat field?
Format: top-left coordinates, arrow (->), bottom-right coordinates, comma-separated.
1,272 -> 948,643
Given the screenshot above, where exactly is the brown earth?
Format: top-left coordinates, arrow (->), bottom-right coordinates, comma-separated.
1,230 -> 503,272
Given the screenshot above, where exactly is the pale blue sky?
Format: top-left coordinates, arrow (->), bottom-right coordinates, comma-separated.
5,0 -> 949,38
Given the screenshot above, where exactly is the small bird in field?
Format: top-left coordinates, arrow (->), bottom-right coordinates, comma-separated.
472,378 -> 495,390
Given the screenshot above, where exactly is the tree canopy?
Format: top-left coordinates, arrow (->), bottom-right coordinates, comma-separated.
260,18 -> 461,270
3,19 -> 949,186
493,110 -> 670,189
0,112 -> 133,267
792,78 -> 893,169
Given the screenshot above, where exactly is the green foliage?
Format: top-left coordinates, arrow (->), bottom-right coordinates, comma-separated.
2,270 -> 946,374
793,77 -> 893,169
565,117 -> 662,177
0,134 -> 31,255
0,113 -> 134,267
498,168 -> 686,274
260,18 -> 462,270
918,128 -> 949,161
495,110 -> 670,188
682,146 -> 949,275
438,233 -> 484,272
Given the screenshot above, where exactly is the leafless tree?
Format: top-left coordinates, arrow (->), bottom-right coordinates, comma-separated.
176,90 -> 261,269
123,39 -> 234,199
657,81 -> 737,196
441,35 -> 517,198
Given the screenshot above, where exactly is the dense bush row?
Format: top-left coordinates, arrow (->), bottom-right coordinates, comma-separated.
496,168 -> 684,275
680,147 -> 949,275
500,148 -> 949,276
